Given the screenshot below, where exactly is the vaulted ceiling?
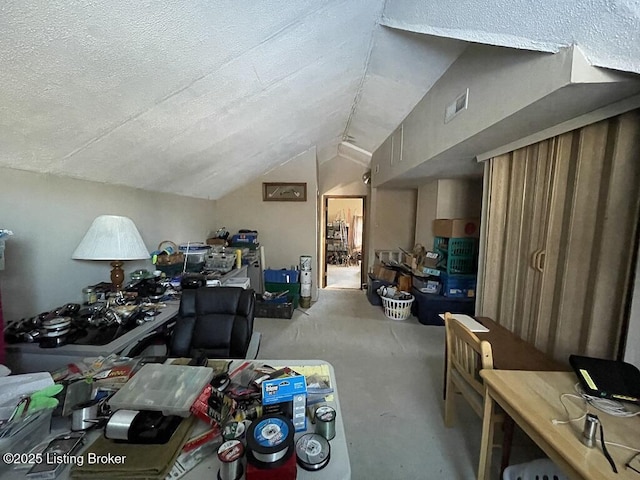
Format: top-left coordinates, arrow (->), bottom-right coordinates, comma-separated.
2,1 -> 639,199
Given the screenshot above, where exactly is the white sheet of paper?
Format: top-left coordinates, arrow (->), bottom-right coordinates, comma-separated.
439,313 -> 489,332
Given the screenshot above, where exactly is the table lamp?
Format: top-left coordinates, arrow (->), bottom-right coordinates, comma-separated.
72,215 -> 150,291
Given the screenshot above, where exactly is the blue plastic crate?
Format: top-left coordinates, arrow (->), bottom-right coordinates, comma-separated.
440,273 -> 477,298
264,269 -> 300,283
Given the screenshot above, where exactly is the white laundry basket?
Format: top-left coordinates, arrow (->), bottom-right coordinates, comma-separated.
502,458 -> 568,480
380,293 -> 414,321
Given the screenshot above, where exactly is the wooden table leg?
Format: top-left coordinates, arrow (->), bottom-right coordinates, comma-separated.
500,415 -> 515,477
478,385 -> 495,480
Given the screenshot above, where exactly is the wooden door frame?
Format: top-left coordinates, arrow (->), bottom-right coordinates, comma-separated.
322,195 -> 366,289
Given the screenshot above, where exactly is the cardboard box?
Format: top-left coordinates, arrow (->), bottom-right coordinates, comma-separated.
372,264 -> 397,283
397,273 -> 412,292
206,237 -> 227,246
423,251 -> 440,269
433,218 -> 480,238
262,376 -> 307,432
401,251 -> 416,269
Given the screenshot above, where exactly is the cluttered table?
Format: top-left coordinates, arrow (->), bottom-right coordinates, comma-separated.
0,358 -> 350,480
3,265 -> 249,375
4,302 -> 180,374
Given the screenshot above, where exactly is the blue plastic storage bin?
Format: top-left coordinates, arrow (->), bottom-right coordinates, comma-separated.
232,233 -> 258,244
411,288 -> 475,325
440,273 -> 477,298
264,269 -> 300,283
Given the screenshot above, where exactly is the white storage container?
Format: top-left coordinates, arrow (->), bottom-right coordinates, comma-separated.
0,408 -> 53,459
223,277 -> 251,289
108,364 -> 213,417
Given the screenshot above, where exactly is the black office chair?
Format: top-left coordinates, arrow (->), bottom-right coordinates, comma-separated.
168,287 -> 255,359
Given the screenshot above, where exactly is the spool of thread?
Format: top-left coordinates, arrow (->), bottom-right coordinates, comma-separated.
235,249 -> 242,269
217,439 -> 244,480
300,283 -> 312,298
300,255 -> 312,271
246,414 -> 295,469
300,270 -> 312,285
295,433 -> 331,471
314,405 -> 336,440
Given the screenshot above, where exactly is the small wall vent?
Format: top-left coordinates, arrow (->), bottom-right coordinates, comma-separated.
445,88 -> 469,124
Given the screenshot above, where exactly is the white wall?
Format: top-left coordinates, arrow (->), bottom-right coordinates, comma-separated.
372,45 -> 574,186
414,180 -> 438,250
370,188 -> 417,253
415,181 -> 438,250
414,178 -> 483,252
215,148 -> 319,299
319,156 -> 369,196
435,178 -> 483,218
0,166 -> 217,320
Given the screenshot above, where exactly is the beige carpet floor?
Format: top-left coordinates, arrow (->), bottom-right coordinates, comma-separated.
254,288 -> 542,480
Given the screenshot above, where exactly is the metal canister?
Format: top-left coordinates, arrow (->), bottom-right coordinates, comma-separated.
82,287 -> 97,305
581,413 -> 599,448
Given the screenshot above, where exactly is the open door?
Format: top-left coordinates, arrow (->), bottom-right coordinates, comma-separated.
323,196 -> 365,289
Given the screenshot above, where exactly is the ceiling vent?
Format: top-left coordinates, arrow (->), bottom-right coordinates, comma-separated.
445,88 -> 469,123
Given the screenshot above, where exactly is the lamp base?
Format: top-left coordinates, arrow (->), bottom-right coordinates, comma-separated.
110,261 -> 125,291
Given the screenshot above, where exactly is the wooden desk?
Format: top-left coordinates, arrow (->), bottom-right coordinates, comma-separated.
443,315 -> 570,477
475,317 -> 567,372
479,370 -> 640,480
443,316 -> 568,399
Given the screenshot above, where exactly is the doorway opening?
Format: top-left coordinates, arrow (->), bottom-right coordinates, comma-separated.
323,196 -> 365,289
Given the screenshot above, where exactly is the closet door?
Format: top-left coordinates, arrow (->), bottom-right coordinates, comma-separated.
481,140 -> 554,339
480,110 -> 640,361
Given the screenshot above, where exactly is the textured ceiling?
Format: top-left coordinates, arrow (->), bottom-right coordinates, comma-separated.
1,1 -> 638,199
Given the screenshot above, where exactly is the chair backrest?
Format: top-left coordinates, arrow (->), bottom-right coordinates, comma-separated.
445,312 -> 494,417
170,287 -> 255,359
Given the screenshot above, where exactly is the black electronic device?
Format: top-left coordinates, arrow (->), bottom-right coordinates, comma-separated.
105,410 -> 182,444
569,354 -> 640,404
181,273 -> 206,289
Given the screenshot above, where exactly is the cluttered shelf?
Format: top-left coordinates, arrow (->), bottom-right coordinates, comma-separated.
0,357 -> 350,480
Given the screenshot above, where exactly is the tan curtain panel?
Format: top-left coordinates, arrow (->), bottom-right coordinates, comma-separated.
479,110 -> 640,363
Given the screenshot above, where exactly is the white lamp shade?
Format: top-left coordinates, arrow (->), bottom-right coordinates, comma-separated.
72,215 -> 150,260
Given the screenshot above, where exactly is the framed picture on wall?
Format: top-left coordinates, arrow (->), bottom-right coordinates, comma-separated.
262,182 -> 307,202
